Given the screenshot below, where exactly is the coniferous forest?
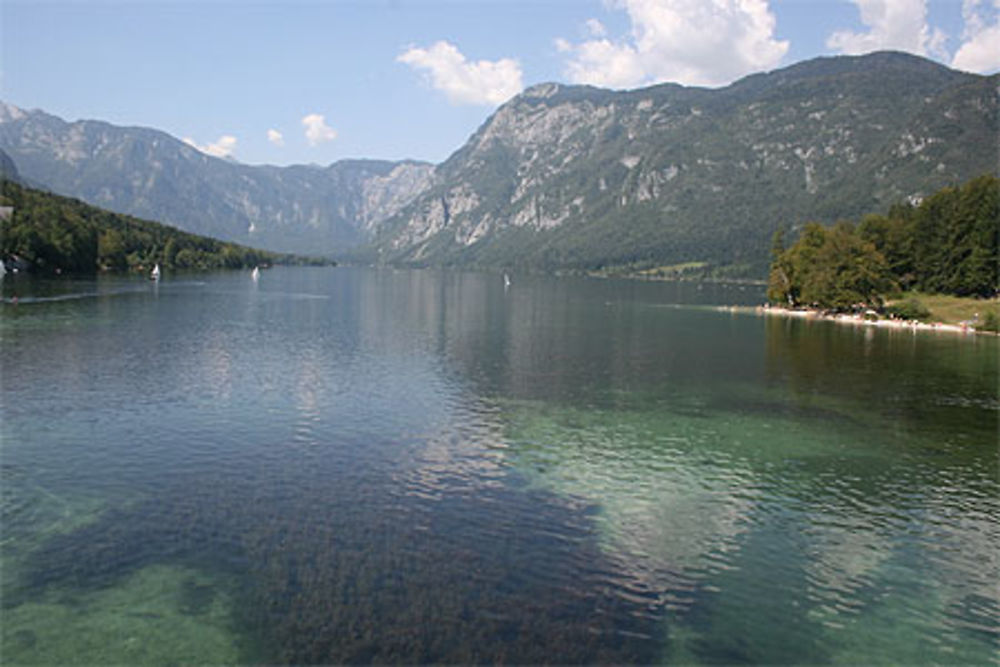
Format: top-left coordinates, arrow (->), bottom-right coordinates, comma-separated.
767,174 -> 998,309
0,181 -> 330,274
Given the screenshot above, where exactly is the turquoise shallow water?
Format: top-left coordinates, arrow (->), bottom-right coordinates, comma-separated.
1,267 -> 997,664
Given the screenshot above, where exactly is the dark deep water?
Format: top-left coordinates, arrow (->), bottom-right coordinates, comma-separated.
1,267 -> 997,664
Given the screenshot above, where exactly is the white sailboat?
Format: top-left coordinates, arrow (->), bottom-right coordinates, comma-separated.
251,266 -> 260,281
503,273 -> 511,289
150,263 -> 161,281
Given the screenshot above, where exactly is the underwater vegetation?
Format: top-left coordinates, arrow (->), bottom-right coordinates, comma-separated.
4,455 -> 667,664
1,564 -> 240,665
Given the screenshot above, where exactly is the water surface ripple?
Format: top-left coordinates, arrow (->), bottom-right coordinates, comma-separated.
1,268 -> 996,664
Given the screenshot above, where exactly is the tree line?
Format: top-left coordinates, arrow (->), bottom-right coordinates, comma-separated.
767,174 -> 998,310
0,181 -> 330,274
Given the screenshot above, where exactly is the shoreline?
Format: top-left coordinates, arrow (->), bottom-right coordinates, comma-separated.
725,304 -> 997,337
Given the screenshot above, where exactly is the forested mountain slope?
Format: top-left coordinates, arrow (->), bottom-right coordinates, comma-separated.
3,52 -> 994,276
374,52 -> 997,276
0,181 -> 323,274
0,104 -> 433,256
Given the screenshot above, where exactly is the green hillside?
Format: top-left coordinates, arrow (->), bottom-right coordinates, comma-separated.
0,180 -> 330,274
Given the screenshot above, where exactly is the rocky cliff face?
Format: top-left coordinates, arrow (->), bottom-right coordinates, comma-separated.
0,147 -> 20,184
2,52 -> 995,273
375,52 -> 997,274
0,105 -> 434,255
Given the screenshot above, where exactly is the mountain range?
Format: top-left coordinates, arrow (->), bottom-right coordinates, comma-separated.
0,103 -> 434,256
1,51 -> 996,276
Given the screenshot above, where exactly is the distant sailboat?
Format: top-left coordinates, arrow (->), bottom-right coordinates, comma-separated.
503,273 -> 511,289
251,266 -> 260,281
150,263 -> 161,281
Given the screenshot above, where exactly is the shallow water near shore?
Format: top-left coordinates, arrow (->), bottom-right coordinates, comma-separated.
2,267 -> 997,664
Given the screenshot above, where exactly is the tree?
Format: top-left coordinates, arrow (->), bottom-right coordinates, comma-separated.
766,228 -> 794,305
98,229 -> 127,271
770,175 -> 999,309
774,223 -> 827,307
769,222 -> 895,310
945,175 -> 998,296
816,222 -> 895,309
857,213 -> 912,286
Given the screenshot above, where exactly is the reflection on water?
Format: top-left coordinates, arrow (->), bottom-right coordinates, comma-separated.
1,267 -> 997,664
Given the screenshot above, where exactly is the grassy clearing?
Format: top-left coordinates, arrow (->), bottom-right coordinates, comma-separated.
889,292 -> 999,326
588,261 -> 709,279
590,261 -> 764,284
636,261 -> 709,277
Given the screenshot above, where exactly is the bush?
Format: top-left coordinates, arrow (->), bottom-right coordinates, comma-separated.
885,298 -> 931,321
980,309 -> 999,333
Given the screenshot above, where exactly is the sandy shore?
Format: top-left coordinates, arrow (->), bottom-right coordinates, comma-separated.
723,304 -> 993,336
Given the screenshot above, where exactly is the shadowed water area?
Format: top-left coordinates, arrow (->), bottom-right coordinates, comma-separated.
1,267 -> 997,664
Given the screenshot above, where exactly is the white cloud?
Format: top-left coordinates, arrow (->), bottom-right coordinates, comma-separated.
585,18 -> 608,37
952,0 -> 1000,72
397,40 -> 523,105
564,38 -> 646,88
183,134 -> 237,159
827,0 -> 948,59
557,0 -> 789,88
267,128 -> 285,147
301,114 -> 337,146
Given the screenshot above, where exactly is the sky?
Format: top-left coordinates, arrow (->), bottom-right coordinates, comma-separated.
2,0 -> 997,167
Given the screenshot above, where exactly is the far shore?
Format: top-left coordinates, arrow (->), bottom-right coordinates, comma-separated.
724,304 -> 998,337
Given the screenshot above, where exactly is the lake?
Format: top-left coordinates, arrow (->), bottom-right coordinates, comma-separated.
1,266 -> 997,664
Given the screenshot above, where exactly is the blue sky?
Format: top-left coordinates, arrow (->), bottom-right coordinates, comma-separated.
2,0 -> 997,166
